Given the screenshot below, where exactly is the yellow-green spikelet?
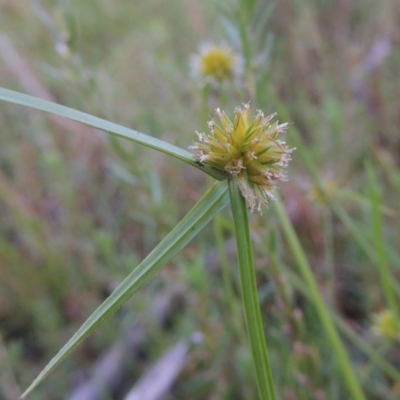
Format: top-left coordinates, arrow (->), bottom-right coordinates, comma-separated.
190,103 -> 294,212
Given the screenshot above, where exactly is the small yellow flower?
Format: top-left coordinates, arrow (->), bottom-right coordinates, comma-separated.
190,42 -> 243,86
190,104 -> 294,212
372,309 -> 399,340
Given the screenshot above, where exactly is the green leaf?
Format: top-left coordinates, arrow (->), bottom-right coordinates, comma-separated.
366,161 -> 399,318
273,196 -> 366,400
21,181 -> 229,398
0,87 -> 228,180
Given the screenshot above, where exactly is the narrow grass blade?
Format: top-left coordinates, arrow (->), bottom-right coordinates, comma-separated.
0,87 -> 227,180
366,161 -> 398,317
273,196 -> 366,400
21,181 -> 229,398
275,111 -> 400,273
279,260 -> 400,384
228,179 -> 276,400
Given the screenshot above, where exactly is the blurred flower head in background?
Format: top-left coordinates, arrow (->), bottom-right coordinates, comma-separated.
372,309 -> 399,341
190,42 -> 244,87
190,104 -> 294,213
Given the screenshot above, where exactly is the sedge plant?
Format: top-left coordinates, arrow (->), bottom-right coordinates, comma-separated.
0,88 -> 293,399
189,1 -> 368,397
0,3 -> 366,400
2,1 -> 400,398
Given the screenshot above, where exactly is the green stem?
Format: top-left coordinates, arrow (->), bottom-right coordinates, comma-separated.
273,196 -> 366,400
228,179 -> 275,400
322,207 -> 335,306
279,258 -> 400,384
366,162 -> 399,319
201,84 -> 210,131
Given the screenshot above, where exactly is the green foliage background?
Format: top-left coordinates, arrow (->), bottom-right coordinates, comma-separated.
0,0 -> 400,399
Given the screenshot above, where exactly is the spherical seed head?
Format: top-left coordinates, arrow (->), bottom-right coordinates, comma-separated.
190,104 -> 295,213
372,310 -> 399,340
190,42 -> 244,87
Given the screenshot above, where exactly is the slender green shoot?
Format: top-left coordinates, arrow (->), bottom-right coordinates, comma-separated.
0,88 -> 227,181
21,181 -> 229,398
229,179 -> 275,400
277,258 -> 400,384
273,196 -> 366,400
366,162 -> 398,318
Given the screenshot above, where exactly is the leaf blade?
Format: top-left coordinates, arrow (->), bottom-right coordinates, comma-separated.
21,181 -> 229,398
0,87 -> 228,180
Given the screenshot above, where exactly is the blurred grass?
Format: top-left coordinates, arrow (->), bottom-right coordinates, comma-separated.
0,0 -> 400,399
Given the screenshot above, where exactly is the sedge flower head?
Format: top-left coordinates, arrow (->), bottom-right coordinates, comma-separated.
372,309 -> 399,341
190,104 -> 294,213
190,42 -> 244,86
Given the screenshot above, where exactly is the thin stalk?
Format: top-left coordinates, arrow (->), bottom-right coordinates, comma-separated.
228,179 -> 275,400
279,259 -> 400,384
276,112 -> 400,274
273,196 -> 366,400
366,162 -> 399,318
322,207 -> 335,306
200,84 -> 210,132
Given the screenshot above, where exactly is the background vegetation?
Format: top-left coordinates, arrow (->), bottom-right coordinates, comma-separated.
0,0 -> 399,399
